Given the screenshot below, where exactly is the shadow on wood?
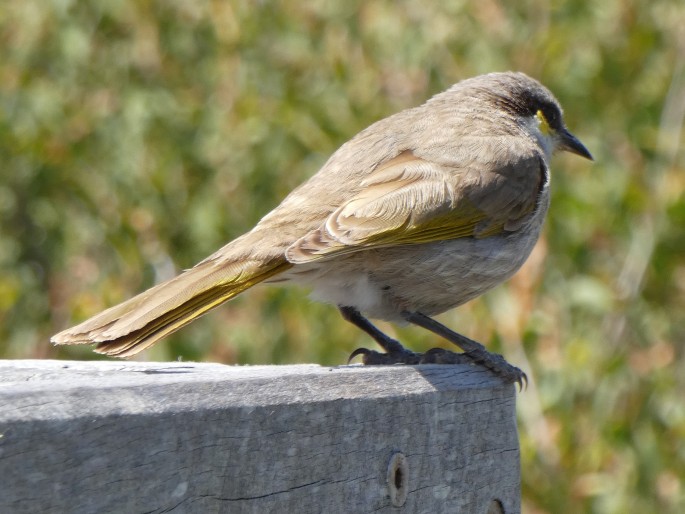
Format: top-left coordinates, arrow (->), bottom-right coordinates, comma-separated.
0,360 -> 520,513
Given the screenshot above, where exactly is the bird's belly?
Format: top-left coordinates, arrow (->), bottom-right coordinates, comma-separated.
287,219 -> 544,322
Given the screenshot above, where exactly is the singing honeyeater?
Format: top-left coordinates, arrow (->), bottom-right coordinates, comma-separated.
52,72 -> 593,385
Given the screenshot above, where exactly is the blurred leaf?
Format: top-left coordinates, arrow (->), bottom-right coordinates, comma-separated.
1,0 -> 684,512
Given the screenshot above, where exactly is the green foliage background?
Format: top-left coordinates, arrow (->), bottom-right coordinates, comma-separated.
2,0 -> 683,511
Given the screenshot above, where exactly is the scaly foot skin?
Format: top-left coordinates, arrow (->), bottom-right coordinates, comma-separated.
460,348 -> 528,390
349,347 -> 471,365
417,347 -> 473,364
349,346 -> 527,390
348,346 -> 422,365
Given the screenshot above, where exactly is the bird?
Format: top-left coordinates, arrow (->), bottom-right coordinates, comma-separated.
52,71 -> 593,386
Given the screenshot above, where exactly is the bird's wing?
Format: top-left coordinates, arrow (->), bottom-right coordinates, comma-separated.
286,149 -> 545,263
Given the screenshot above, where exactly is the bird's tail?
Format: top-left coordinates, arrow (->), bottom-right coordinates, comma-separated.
51,254 -> 292,357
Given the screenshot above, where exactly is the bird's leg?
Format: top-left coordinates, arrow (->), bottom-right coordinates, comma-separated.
401,311 -> 527,388
339,306 -> 420,364
340,306 -> 471,366
340,306 -> 519,385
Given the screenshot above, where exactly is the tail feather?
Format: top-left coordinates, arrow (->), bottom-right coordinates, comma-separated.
51,257 -> 292,357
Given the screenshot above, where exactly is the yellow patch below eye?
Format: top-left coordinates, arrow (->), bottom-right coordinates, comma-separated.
536,109 -> 551,135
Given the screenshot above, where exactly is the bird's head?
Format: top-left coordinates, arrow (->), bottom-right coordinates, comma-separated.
485,72 -> 594,161
454,72 -> 593,162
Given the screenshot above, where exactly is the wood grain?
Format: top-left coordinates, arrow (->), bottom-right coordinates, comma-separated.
0,360 -> 520,513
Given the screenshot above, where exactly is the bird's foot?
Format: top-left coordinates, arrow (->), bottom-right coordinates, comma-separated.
347,346 -> 469,366
416,347 -> 473,364
348,346 -> 421,365
340,306 -> 526,388
399,312 -> 527,389
460,348 -> 527,390
348,345 -> 526,389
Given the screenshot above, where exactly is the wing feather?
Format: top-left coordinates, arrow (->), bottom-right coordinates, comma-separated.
286,149 -> 544,263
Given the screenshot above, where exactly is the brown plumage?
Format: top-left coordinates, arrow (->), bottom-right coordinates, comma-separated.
52,72 -> 592,382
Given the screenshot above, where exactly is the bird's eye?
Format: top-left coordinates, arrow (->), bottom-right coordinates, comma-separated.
544,106 -> 560,126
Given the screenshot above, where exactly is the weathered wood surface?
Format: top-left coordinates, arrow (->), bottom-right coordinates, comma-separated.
0,360 -> 520,513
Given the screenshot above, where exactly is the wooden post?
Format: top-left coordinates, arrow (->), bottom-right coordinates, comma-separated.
0,360 -> 520,513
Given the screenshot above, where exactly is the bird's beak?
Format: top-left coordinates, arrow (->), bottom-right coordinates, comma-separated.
557,128 -> 593,160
